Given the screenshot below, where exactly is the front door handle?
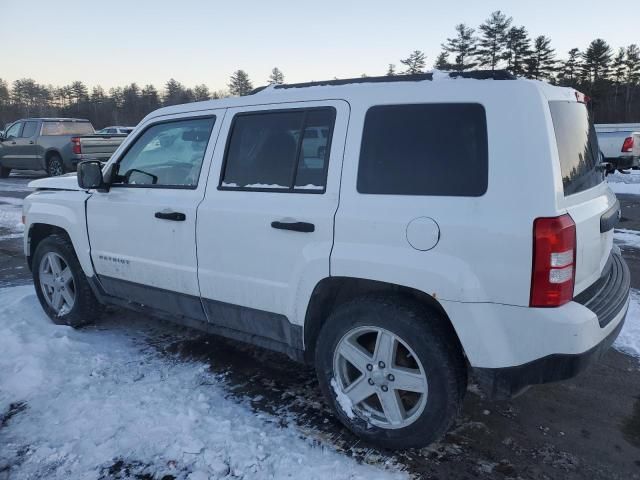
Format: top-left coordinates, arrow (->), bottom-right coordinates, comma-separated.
155,211 -> 186,221
271,220 -> 315,232
28,140 -> 34,145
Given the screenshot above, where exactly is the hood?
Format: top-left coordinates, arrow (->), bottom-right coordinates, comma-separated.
28,173 -> 82,191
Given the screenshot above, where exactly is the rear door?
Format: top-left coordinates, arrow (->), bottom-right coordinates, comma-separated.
196,100 -> 349,332
549,100 -> 616,294
19,121 -> 40,169
87,111 -> 224,317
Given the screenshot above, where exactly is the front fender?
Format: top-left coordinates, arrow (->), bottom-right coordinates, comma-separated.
23,190 -> 93,276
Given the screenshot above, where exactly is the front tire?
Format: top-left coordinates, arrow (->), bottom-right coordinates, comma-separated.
46,154 -> 65,177
33,235 -> 103,327
315,295 -> 466,449
0,166 -> 11,178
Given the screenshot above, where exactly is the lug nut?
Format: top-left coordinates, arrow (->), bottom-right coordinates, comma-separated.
388,374 -> 394,381
381,385 -> 388,392
366,364 -> 373,371
368,378 -> 375,385
378,361 -> 385,369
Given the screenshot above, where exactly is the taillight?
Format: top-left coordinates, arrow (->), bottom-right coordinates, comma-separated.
71,137 -> 81,155
622,136 -> 634,153
530,214 -> 576,307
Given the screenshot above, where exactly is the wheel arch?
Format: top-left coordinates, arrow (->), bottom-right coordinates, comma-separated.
302,276 -> 466,364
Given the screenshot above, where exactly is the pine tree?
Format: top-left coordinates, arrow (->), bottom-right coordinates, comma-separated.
386,64 -> 396,76
164,79 -> 186,106
400,50 -> 426,74
434,51 -> 452,70
193,84 -> 211,101
229,70 -> 254,96
476,10 -> 512,70
525,36 -> 556,80
70,81 -> 89,104
505,26 -> 531,76
442,24 -> 477,71
558,48 -> 582,86
611,47 -> 627,84
582,39 -> 612,82
625,44 -> 640,84
268,67 -> 285,85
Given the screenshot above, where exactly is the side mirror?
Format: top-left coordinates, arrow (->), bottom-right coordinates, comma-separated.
77,161 -> 105,190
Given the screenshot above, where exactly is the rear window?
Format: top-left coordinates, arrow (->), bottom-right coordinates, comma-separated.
41,121 -> 94,136
549,101 -> 603,196
357,103 -> 488,196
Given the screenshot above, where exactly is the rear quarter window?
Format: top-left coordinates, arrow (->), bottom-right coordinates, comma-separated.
357,103 -> 488,196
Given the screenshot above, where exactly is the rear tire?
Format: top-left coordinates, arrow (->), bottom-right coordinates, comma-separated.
46,154 -> 65,177
315,295 -> 466,449
0,166 -> 11,178
33,234 -> 103,327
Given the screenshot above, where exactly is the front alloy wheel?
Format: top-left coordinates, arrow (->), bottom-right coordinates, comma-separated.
333,326 -> 428,429
39,251 -> 76,315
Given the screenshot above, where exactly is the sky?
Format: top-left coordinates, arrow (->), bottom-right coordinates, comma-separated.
1,0 -> 638,92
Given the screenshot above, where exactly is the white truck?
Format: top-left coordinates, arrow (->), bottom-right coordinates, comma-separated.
595,123 -> 640,170
22,72 -> 629,449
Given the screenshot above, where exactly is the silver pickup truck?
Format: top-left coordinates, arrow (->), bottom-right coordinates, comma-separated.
595,123 -> 640,170
0,118 -> 128,177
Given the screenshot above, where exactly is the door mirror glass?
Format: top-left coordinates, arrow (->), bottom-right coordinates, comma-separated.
77,161 -> 104,189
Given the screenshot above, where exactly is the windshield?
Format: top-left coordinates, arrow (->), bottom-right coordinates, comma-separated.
41,121 -> 94,136
549,101 -> 603,196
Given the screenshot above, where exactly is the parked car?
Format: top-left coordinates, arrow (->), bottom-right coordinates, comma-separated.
96,126 -> 135,135
22,72 -> 629,450
0,118 -> 128,177
595,123 -> 640,170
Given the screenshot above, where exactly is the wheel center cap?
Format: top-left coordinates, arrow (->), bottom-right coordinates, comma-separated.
371,369 -> 386,386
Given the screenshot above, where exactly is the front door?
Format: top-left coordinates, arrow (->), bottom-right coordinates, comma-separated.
196,100 -> 349,340
87,111 -> 224,318
0,122 -> 23,167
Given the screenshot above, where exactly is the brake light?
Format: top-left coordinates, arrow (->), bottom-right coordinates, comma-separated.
71,137 -> 81,155
622,136 -> 634,153
530,214 -> 576,307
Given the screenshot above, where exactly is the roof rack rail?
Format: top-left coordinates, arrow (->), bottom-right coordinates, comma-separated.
249,70 -> 516,92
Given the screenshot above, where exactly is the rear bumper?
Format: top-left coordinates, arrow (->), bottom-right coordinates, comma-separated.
607,155 -> 639,169
471,251 -> 630,399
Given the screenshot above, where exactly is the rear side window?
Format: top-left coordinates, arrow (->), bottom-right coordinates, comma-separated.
41,121 -> 94,136
357,104 -> 488,196
220,107 -> 336,192
549,101 -> 603,196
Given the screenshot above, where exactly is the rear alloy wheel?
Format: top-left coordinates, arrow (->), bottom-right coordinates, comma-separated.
315,295 -> 466,449
0,166 -> 11,178
333,326 -> 428,429
47,155 -> 65,176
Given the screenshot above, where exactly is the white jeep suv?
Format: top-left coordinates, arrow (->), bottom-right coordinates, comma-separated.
23,71 -> 630,449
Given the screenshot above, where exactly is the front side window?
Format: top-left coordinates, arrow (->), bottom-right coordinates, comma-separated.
41,121 -> 94,136
357,103 -> 488,196
21,121 -> 38,138
220,107 -> 336,192
115,117 -> 215,188
5,122 -> 22,139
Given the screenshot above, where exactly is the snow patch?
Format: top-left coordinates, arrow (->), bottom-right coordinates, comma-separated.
331,377 -> 355,419
615,229 -> 640,248
614,289 -> 640,361
0,285 -> 404,480
607,170 -> 640,195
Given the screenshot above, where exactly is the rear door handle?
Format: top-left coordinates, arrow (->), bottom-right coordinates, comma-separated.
271,221 -> 315,232
155,211 -> 186,221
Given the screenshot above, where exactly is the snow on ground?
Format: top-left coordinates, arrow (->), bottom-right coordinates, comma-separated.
0,285 -> 405,480
0,178 -> 33,193
607,170 -> 640,195
614,289 -> 640,360
614,228 -> 640,248
0,196 -> 24,240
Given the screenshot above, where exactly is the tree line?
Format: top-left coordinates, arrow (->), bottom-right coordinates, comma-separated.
1,11 -> 638,128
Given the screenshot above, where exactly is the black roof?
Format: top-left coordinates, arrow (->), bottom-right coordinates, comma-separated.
249,70 -> 516,94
